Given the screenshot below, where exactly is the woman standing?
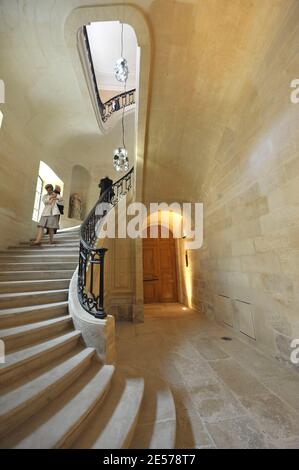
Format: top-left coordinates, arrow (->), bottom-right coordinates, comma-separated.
46,185 -> 64,235
31,184 -> 63,245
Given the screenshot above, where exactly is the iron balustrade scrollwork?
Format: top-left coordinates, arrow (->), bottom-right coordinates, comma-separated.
78,167 -> 134,318
102,89 -> 136,123
82,26 -> 136,124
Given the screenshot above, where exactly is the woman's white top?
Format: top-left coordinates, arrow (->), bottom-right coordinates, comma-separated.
40,194 -> 63,217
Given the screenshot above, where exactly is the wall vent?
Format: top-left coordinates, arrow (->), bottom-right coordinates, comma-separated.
235,299 -> 256,340
216,294 -> 234,327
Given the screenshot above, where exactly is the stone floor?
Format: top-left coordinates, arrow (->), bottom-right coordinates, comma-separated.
115,303 -> 299,449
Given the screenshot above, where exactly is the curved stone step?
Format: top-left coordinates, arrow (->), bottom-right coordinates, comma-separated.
0,289 -> 68,308
0,315 -> 73,353
30,236 -> 80,242
57,228 -> 80,233
11,242 -> 79,249
2,363 -> 115,449
0,347 -> 96,438
46,232 -> 80,237
53,237 -> 80,241
2,248 -> 79,255
0,330 -> 82,385
0,262 -> 77,272
128,370 -> 176,449
70,369 -> 144,449
19,240 -> 80,246
0,301 -> 69,328
0,254 -> 78,263
0,270 -> 75,281
0,224 -> 152,450
0,279 -> 71,293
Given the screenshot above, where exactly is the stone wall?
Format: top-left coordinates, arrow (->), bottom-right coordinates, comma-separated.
187,8 -> 299,368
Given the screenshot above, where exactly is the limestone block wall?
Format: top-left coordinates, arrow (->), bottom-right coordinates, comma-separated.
104,236 -> 137,321
187,9 -> 299,368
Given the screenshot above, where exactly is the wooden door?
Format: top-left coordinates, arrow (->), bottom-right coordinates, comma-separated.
143,227 -> 178,303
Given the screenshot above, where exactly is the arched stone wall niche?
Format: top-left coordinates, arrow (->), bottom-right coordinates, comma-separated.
68,164 -> 91,220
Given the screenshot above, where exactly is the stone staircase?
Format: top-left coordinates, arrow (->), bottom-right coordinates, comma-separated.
0,228 -> 176,449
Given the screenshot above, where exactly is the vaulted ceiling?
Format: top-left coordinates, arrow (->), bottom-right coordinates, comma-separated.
144,0 -> 299,203
0,0 -> 298,203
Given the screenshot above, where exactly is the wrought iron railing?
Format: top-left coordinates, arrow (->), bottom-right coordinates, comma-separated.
82,26 -> 136,124
78,167 -> 134,318
102,89 -> 136,122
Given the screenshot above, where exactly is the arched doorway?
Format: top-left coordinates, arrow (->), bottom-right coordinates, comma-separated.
143,226 -> 178,304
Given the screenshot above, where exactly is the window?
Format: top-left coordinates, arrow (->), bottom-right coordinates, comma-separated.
32,175 -> 43,222
32,161 -> 64,222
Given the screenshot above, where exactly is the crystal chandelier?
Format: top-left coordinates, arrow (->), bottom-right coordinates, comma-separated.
113,147 -> 129,172
113,22 -> 129,172
115,57 -> 129,83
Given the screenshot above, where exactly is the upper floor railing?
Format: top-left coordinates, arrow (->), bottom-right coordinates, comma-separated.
102,89 -> 136,123
78,168 -> 134,318
82,26 -> 136,125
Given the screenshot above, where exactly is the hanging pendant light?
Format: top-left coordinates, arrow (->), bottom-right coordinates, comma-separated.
113,147 -> 129,172
115,57 -> 129,83
114,23 -> 129,83
113,110 -> 129,172
112,22 -> 130,172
